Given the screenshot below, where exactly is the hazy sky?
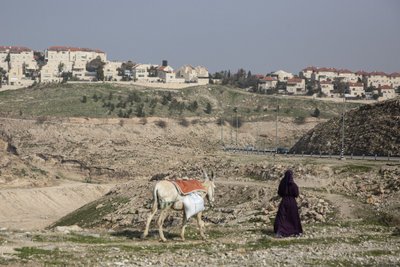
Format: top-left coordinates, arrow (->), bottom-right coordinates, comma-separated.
1,0 -> 399,74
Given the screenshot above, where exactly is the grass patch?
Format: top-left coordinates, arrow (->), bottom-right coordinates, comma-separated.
15,247 -> 59,259
361,249 -> 396,257
0,83 -> 355,120
363,211 -> 400,227
50,196 -> 130,228
33,233 -> 115,244
117,242 -> 216,255
306,258 -> 357,266
247,233 -> 388,250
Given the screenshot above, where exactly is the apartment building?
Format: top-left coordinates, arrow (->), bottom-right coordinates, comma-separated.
320,81 -> 335,97
311,67 -> 337,82
364,72 -> 390,88
389,73 -> 400,88
258,76 -> 278,93
157,62 -> 185,83
379,85 -> 396,100
299,66 -> 316,79
0,47 -> 8,71
132,64 -> 159,82
286,78 -> 305,94
41,46 -> 107,82
337,69 -> 360,83
175,65 -> 209,84
269,70 -> 293,82
348,82 -> 365,98
104,61 -> 123,81
0,46 -> 38,86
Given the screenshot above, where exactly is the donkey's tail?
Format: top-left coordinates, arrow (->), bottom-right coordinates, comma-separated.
152,186 -> 159,211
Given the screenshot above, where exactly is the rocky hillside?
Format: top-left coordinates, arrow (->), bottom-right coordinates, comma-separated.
290,98 -> 400,156
0,132 -> 54,188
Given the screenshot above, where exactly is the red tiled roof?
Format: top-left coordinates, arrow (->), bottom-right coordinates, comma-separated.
302,66 -> 317,72
320,81 -> 333,85
389,72 -> 400,78
287,78 -> 303,83
338,69 -> 353,74
0,46 -> 32,53
48,46 -> 105,53
316,67 -> 337,73
379,85 -> 394,90
369,71 -> 388,77
355,71 -> 370,76
254,74 -> 265,79
262,77 -> 277,81
348,82 -> 364,87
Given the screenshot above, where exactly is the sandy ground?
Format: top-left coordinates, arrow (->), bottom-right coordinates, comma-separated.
0,181 -> 113,230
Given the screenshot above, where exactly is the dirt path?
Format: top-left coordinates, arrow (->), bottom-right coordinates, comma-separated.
0,181 -> 113,230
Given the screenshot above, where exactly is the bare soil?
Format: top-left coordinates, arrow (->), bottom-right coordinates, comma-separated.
0,116 -> 399,266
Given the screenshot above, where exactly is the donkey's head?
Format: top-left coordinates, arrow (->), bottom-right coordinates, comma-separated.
203,170 -> 216,208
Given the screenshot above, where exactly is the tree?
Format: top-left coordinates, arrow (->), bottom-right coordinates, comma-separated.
96,64 -> 104,81
118,60 -> 135,79
0,67 -> 6,88
58,62 -> 65,74
86,56 -> 105,81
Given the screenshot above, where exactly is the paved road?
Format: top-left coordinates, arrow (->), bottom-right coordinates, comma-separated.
223,147 -> 400,162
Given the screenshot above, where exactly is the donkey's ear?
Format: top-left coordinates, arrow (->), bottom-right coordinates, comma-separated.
203,169 -> 209,181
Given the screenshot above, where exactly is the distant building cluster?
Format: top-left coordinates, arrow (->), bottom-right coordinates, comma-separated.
1,45 -> 398,101
0,45 -> 209,88
256,67 -> 399,101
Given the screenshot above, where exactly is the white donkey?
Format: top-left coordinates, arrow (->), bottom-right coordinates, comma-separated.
142,170 -> 216,242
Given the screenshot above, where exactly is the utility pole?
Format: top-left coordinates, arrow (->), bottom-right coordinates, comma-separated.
275,97 -> 279,153
340,96 -> 346,160
220,117 -> 224,145
234,107 -> 238,147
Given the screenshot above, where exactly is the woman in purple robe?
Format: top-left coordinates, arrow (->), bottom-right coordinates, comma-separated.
274,169 -> 303,237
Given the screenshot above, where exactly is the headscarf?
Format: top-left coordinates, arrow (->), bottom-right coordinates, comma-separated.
278,169 -> 294,196
284,169 -> 294,184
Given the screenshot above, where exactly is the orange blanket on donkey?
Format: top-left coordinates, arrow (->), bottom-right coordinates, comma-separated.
171,180 -> 207,195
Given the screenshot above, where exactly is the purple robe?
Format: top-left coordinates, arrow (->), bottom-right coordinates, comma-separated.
273,170 -> 303,237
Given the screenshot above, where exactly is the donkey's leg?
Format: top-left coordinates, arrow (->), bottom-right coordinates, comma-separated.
157,209 -> 168,242
180,211 -> 188,241
196,212 -> 206,240
142,204 -> 158,239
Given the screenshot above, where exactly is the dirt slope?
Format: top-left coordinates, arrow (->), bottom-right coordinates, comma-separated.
0,181 -> 112,230
291,98 -> 400,156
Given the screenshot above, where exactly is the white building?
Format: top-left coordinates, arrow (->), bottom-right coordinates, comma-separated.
389,73 -> 400,88
337,69 -> 360,83
175,65 -> 209,84
364,72 -> 390,88
0,46 -> 38,86
319,81 -> 335,97
299,66 -> 316,79
312,67 -> 337,82
104,61 -> 123,81
286,78 -> 306,95
379,85 -> 396,100
258,76 -> 277,93
132,64 -> 159,82
41,46 -> 107,82
348,82 -> 365,98
270,70 -> 293,82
